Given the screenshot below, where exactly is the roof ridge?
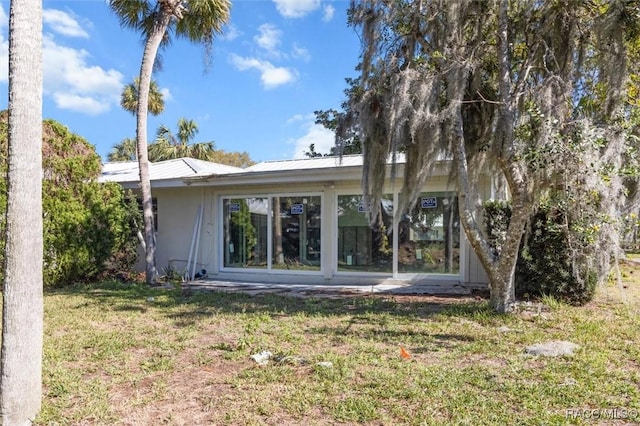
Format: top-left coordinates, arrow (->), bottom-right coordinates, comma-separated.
255,153 -> 364,164
180,157 -> 200,174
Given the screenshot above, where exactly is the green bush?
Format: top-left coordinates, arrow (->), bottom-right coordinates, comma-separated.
483,200 -> 597,305
0,112 -> 140,286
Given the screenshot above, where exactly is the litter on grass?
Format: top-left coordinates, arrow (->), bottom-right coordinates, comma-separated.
250,351 -> 333,369
250,351 -> 273,365
400,346 -> 411,359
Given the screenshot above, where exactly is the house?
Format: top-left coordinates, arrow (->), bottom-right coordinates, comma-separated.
99,155 -> 490,292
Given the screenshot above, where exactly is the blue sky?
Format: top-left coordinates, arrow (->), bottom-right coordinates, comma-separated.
0,0 -> 362,162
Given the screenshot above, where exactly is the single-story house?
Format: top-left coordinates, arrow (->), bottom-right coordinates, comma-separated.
100,155 -> 490,291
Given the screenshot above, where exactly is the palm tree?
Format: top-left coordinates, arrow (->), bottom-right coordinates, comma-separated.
109,0 -> 231,284
1,0 -> 44,422
108,137 -> 138,162
121,77 -> 165,116
148,118 -> 216,161
108,78 -> 165,162
107,77 -> 164,162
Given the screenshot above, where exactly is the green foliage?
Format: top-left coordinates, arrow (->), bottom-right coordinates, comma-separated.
0,111 -> 140,286
483,200 -> 597,305
109,117 -> 254,167
230,200 -> 257,263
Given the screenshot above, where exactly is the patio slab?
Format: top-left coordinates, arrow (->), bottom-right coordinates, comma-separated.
183,278 -> 484,298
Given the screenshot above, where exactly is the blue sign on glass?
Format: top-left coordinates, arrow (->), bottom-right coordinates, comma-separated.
421,197 -> 437,209
357,201 -> 370,213
229,203 -> 241,213
291,204 -> 304,215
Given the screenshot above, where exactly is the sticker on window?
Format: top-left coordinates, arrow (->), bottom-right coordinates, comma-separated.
421,197 -> 437,209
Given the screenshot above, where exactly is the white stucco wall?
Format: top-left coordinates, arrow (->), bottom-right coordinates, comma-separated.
152,187 -> 212,275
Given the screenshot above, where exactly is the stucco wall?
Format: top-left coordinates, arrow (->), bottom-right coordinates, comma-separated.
153,187 -> 213,276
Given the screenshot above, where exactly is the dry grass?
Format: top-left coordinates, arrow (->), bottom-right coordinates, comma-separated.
35,262 -> 640,425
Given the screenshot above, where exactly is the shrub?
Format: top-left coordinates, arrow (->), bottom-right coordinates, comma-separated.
0,112 -> 140,286
483,200 -> 597,305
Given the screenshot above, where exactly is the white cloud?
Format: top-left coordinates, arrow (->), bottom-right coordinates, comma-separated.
43,36 -> 124,114
221,24 -> 241,41
0,37 -> 7,84
43,9 -> 89,38
286,114 -> 305,124
0,5 -> 9,82
292,120 -> 336,159
230,54 -> 297,89
273,0 -> 321,18
53,93 -> 110,115
0,5 -> 8,31
160,87 -> 172,102
0,4 -> 123,115
292,43 -> 311,62
254,23 -> 282,55
322,4 -> 335,22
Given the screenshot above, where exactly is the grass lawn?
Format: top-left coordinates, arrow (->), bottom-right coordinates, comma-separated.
35,262 -> 640,425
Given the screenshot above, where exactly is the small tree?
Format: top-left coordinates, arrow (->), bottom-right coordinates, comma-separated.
0,113 -> 141,286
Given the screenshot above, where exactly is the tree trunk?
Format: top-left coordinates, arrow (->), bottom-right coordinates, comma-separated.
1,0 -> 44,423
136,13 -> 172,285
449,83 -> 526,314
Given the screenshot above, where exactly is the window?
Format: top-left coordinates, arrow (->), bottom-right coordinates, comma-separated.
223,198 -> 268,268
272,196 -> 321,271
221,194 -> 322,271
137,197 -> 158,231
398,192 -> 459,274
337,194 -> 393,273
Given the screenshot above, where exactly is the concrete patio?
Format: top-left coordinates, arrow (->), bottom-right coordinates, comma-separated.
183,278 -> 488,298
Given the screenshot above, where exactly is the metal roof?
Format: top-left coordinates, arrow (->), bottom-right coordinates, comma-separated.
243,154 -> 374,173
99,153 -> 449,187
99,158 -> 244,184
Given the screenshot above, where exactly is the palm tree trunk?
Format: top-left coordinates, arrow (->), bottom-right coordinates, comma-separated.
137,12 -> 172,284
1,0 -> 44,422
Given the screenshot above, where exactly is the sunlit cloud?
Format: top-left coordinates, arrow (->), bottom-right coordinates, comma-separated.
53,93 -> 110,115
0,6 -> 123,115
230,54 -> 297,89
43,9 -> 89,38
322,4 -> 335,22
43,35 -> 124,114
291,118 -> 335,159
272,0 -> 321,18
292,43 -> 311,62
221,24 -> 241,41
254,23 -> 282,56
160,87 -> 172,102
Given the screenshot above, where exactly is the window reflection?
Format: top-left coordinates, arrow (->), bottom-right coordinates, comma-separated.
337,194 -> 393,273
398,193 -> 459,274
